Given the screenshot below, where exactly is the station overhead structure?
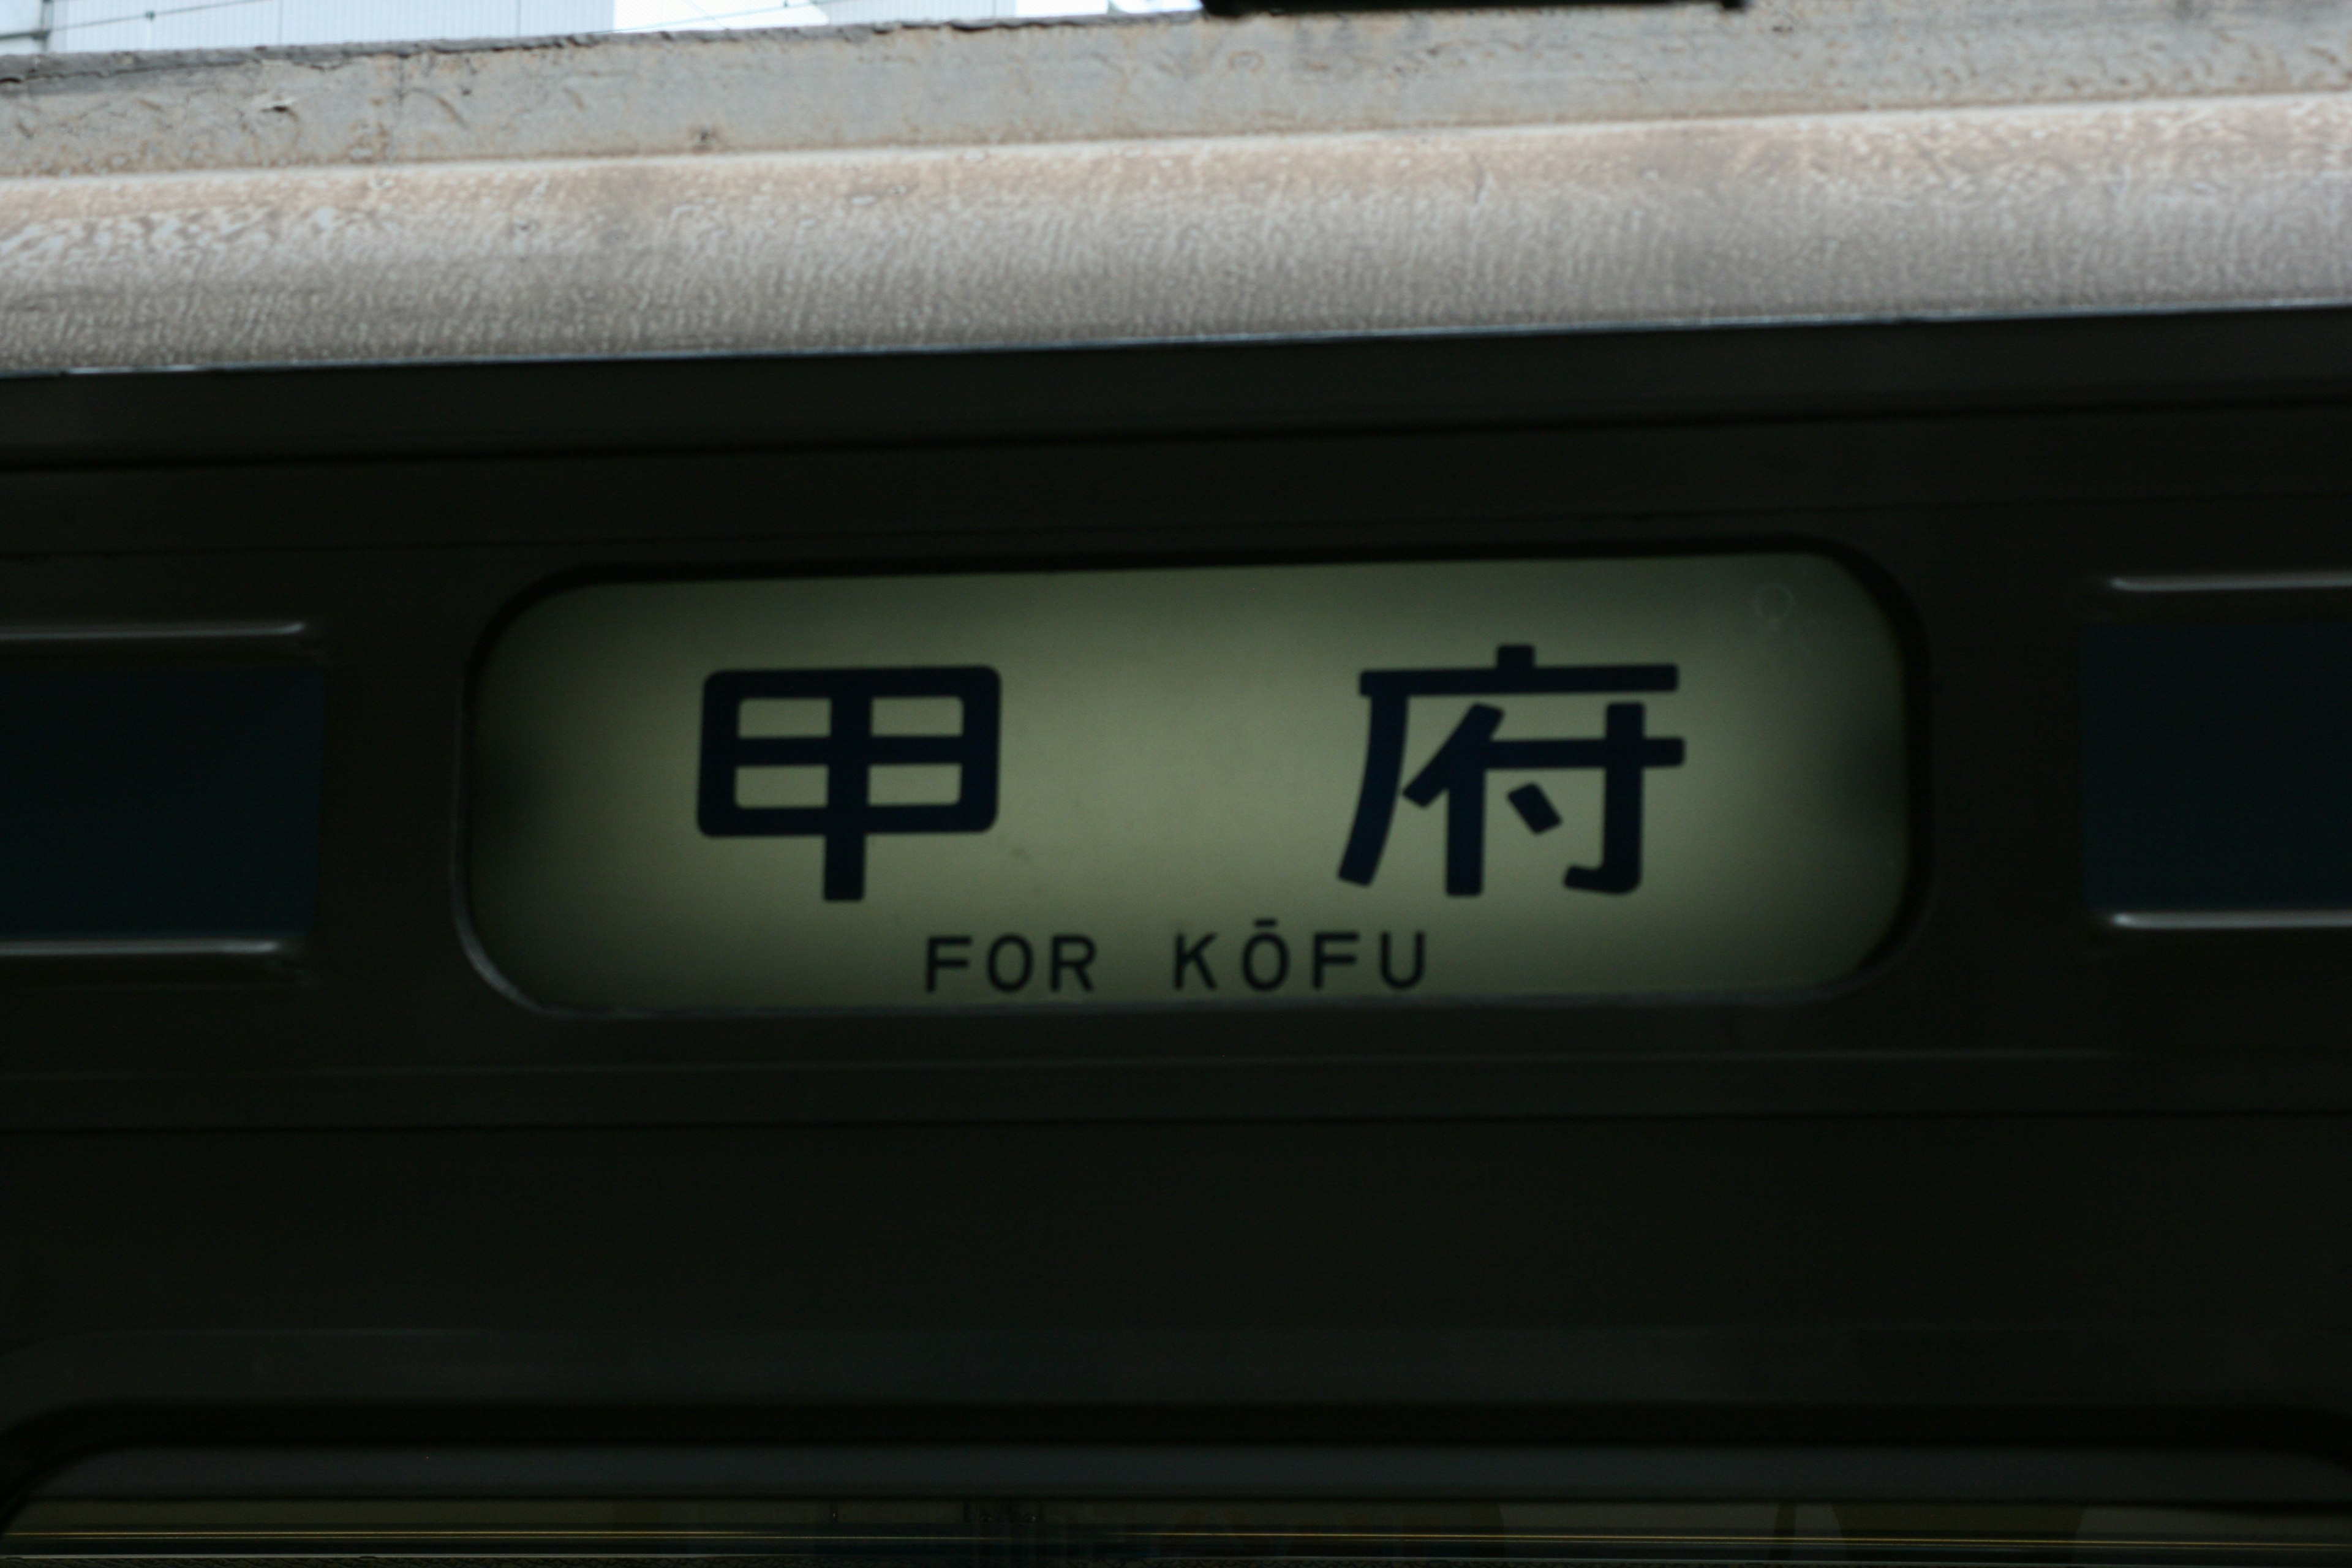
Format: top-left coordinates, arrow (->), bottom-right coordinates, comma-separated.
0,0 -> 1180,55
4,1 -> 610,51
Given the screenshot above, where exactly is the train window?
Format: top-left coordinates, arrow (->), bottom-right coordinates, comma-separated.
2086,620 -> 2352,924
8,1494 -> 2352,1565
464,552 -> 1910,1010
0,639 -> 322,963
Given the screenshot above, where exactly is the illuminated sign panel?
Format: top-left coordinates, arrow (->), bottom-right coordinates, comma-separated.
467,554 -> 1909,1009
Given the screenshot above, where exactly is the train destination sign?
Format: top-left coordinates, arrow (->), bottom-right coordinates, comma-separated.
467,554 -> 1909,1009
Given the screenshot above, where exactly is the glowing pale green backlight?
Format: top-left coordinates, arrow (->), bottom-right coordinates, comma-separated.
467,553 -> 1909,1009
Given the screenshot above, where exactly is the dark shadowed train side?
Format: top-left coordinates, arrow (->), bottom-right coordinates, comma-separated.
4,5 -> 2352,1567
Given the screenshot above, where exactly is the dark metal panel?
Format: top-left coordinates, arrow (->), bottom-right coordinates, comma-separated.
0,315 -> 2343,1126
32,1442 -> 2352,1502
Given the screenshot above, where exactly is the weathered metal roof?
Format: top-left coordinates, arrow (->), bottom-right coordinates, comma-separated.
2,1 -> 2348,370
